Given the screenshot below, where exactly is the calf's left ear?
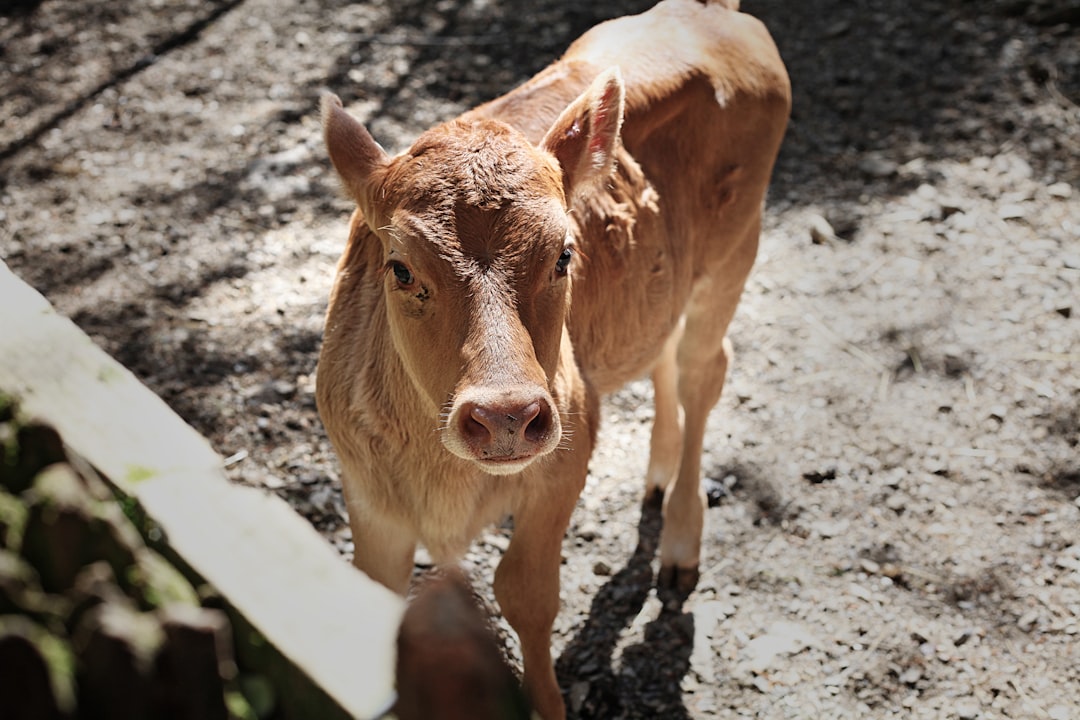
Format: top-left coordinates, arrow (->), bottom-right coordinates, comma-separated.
540,67 -> 625,201
321,93 -> 390,207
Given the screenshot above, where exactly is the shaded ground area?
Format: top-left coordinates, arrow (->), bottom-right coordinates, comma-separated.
2,0 -> 1079,717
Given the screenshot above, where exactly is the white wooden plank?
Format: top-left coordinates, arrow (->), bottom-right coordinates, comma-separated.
0,260 -> 401,719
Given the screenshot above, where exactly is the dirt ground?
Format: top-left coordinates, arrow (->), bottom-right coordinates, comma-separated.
2,0 -> 1079,718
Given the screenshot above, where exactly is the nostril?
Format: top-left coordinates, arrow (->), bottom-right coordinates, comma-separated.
518,401 -> 541,427
522,402 -> 552,444
462,404 -> 495,446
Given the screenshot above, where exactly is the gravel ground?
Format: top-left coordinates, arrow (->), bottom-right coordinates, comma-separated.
2,0 -> 1078,718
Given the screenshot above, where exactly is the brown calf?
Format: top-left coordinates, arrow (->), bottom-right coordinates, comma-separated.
317,0 -> 790,716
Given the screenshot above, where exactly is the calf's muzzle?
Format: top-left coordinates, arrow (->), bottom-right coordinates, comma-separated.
446,386 -> 560,474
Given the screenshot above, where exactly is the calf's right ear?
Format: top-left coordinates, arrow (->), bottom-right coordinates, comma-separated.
540,67 -> 625,202
321,93 -> 390,204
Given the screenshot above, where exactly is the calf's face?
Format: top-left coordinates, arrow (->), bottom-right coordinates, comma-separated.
322,69 -> 624,475
374,124 -> 573,474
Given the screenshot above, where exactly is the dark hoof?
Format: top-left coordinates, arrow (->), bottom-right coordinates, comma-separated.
657,563 -> 699,599
644,486 -> 665,508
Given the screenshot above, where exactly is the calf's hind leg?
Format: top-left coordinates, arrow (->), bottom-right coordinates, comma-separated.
657,282 -> 743,594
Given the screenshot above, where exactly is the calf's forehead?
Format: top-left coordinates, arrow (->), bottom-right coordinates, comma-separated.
388,198 -> 571,275
381,120 -> 571,259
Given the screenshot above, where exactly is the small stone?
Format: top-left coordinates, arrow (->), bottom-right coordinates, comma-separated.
576,522 -> 600,542
482,533 -> 509,552
823,20 -> 850,37
693,599 -> 735,629
739,622 -> 816,674
592,560 -> 612,576
938,196 -> 966,218
85,209 -> 114,226
259,474 -> 285,490
944,351 -> 971,377
1017,609 -> 1040,632
811,519 -> 848,538
704,477 -> 729,507
899,666 -> 922,685
272,380 -> 296,397
998,203 -> 1026,220
955,698 -> 982,719
1047,182 -> 1073,199
885,493 -> 908,513
858,155 -> 898,178
953,627 -> 980,647
915,183 -> 938,200
848,583 -> 874,602
880,467 -> 908,489
802,467 -> 837,484
1048,704 -> 1071,720
568,681 -> 590,714
808,213 -> 837,244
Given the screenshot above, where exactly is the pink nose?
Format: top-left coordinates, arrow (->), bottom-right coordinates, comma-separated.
454,394 -> 556,460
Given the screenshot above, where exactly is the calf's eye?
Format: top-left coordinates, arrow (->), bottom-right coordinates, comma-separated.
390,261 -> 414,287
555,248 -> 573,275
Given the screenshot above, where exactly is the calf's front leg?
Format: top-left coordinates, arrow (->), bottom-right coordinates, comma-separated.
494,470 -> 585,720
645,322 -> 685,498
342,484 -> 417,597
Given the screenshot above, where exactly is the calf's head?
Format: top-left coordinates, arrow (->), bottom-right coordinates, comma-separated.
322,69 -> 624,475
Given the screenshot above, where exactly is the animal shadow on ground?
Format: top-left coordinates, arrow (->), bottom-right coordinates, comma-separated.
555,497 -> 695,720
